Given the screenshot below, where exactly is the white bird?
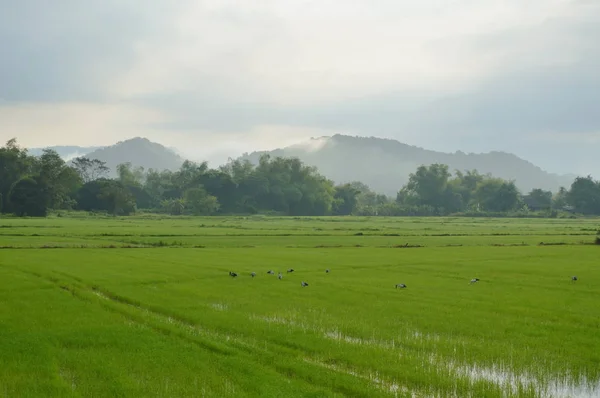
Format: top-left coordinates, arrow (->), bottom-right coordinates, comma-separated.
267,270 -> 274,275
395,283 -> 407,289
470,278 -> 479,284
278,273 -> 283,280
301,281 -> 309,287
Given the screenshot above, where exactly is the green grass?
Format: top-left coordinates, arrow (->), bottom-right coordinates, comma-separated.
0,215 -> 599,397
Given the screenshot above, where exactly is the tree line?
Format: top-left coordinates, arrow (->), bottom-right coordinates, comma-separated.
1,138 -> 599,217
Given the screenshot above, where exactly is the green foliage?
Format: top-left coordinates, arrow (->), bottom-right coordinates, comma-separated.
552,186 -> 569,209
78,179 -> 136,215
332,183 -> 361,215
2,139 -> 600,218
567,176 -> 600,215
473,178 -> 520,212
523,189 -> 553,211
8,176 -> 50,217
183,187 -> 219,215
71,157 -> 109,183
0,138 -> 33,213
161,198 -> 185,215
404,164 -> 452,209
116,162 -> 145,187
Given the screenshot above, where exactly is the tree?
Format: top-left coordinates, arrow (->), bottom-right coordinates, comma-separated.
8,176 -> 51,217
348,181 -> 390,214
448,170 -> 486,210
332,184 -> 361,215
552,187 -> 569,209
567,176 -> 600,215
72,157 -> 109,183
402,164 -> 452,209
34,149 -> 82,209
161,198 -> 185,215
117,162 -> 145,187
0,139 -> 33,213
523,189 -> 552,211
183,187 -> 220,215
473,178 -> 520,212
77,179 -> 136,215
195,169 -> 237,213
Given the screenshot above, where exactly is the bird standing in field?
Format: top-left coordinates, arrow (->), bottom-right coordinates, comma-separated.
301,281 -> 309,287
325,269 -> 330,273
229,271 -> 238,277
470,278 -> 479,284
278,272 -> 283,280
267,270 -> 275,275
395,283 -> 407,289
287,268 -> 294,273
251,272 -> 256,278
572,276 -> 578,282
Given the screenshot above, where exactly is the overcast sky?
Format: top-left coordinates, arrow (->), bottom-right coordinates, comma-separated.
1,0 -> 598,175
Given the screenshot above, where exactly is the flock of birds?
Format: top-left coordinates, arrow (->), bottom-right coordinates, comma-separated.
228,268 -> 331,287
228,271 -> 579,288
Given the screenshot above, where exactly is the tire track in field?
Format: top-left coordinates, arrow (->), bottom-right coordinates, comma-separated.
13,268 -> 399,398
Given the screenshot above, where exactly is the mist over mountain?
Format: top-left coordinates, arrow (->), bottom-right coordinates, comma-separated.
28,135 -> 576,195
64,137 -> 185,176
27,145 -> 104,161
239,135 -> 575,196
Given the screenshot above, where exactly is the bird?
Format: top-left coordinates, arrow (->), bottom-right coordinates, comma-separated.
251,272 -> 256,278
571,276 -> 578,282
395,283 -> 407,289
301,281 -> 309,287
470,278 -> 479,284
287,268 -> 294,273
278,272 -> 283,280
325,269 -> 330,273
229,271 -> 238,277
267,270 -> 275,275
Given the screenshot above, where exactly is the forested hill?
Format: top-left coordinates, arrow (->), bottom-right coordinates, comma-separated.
239,135 -> 574,196
66,137 -> 185,177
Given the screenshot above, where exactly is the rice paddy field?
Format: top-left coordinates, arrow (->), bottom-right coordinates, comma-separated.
0,215 -> 599,398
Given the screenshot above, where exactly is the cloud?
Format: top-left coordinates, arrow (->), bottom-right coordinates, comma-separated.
0,1 -> 181,101
0,102 -> 169,146
1,0 -> 599,176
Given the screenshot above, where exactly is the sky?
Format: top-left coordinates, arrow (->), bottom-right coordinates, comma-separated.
1,0 -> 599,175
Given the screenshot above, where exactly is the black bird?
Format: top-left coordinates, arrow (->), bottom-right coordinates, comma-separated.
267,270 -> 275,275
470,278 -> 479,284
229,271 -> 238,277
278,272 -> 283,280
301,281 -> 309,287
572,276 -> 578,282
395,284 -> 407,289
251,272 -> 256,278
287,269 -> 294,273
325,269 -> 330,273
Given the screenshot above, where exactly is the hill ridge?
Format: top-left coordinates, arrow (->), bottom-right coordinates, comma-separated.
239,134 -> 573,195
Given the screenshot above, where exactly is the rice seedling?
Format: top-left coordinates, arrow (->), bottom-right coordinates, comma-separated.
0,215 -> 599,397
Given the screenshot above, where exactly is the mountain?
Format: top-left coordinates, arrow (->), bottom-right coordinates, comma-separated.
239,134 -> 575,196
27,145 -> 103,160
68,137 -> 185,176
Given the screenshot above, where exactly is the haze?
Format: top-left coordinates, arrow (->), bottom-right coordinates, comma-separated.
1,0 -> 598,175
